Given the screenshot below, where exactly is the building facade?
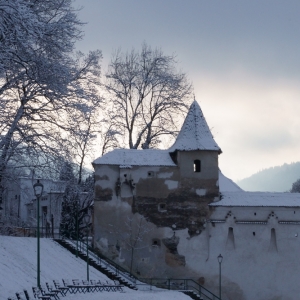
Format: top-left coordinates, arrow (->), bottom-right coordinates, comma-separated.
93,100 -> 300,300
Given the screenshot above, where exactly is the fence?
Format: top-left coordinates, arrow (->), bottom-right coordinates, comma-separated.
0,224 -> 62,238
136,278 -> 221,300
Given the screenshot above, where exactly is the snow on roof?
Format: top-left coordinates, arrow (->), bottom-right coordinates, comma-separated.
210,191 -> 300,207
168,100 -> 221,153
93,149 -> 176,167
219,170 -> 243,192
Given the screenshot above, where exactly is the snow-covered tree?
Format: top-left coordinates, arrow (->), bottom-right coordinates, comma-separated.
60,174 -> 94,239
0,0 -> 102,205
104,43 -> 192,150
59,161 -> 76,183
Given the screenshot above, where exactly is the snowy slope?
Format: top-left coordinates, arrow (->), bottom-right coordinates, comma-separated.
0,236 -> 190,300
0,237 -> 108,298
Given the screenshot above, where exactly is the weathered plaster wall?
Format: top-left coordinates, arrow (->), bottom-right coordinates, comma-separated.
93,150 -> 220,279
94,150 -> 219,240
177,150 -> 219,180
176,205 -> 300,300
94,176 -> 300,300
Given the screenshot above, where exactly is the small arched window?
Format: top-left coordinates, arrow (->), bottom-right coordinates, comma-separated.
194,160 -> 201,172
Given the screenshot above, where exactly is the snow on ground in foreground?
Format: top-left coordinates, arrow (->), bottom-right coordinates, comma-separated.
63,290 -> 191,300
0,236 -> 109,298
0,236 -> 190,300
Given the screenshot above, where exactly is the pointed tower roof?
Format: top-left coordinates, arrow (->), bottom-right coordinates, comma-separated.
169,100 -> 221,153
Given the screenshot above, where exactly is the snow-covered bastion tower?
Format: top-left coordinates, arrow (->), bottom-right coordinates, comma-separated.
92,100 -> 300,300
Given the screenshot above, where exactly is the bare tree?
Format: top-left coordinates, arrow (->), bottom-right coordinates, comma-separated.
124,216 -> 152,275
0,0 -> 102,205
99,120 -> 121,156
67,99 -> 102,184
105,43 -> 193,150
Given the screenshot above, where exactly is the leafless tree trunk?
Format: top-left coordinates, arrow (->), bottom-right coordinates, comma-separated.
105,43 -> 193,150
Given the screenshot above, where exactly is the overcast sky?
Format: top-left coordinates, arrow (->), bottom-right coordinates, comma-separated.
74,0 -> 300,181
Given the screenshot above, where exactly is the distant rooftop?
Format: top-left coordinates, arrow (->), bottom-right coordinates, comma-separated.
93,149 -> 176,167
219,170 -> 243,192
169,100 -> 221,153
210,191 -> 300,207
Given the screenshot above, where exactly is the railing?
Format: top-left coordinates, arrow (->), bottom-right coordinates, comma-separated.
66,239 -> 136,285
0,224 -> 62,238
136,278 -> 221,300
64,239 -> 220,300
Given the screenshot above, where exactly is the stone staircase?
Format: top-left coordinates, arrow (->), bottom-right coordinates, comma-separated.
54,239 -> 138,290
54,238 -> 220,300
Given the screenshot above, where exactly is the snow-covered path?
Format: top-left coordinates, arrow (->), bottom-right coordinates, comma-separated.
0,236 -> 190,300
63,290 -> 191,300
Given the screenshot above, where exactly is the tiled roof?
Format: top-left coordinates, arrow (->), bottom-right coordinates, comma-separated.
169,100 -> 221,152
93,149 -> 176,167
210,191 -> 300,207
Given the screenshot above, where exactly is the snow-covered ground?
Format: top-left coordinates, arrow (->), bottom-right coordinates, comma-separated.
63,290 -> 191,300
0,236 -> 190,300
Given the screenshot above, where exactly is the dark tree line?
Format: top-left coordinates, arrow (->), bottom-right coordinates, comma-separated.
291,178 -> 300,193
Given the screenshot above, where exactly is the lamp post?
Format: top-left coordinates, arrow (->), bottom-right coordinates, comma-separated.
33,179 -> 44,288
76,196 -> 79,258
217,254 -> 223,300
83,213 -> 91,281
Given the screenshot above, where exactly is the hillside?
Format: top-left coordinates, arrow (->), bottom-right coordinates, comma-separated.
237,162 -> 300,192
0,236 -> 191,300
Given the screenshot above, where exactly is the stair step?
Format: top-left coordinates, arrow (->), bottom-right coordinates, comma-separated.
54,239 -> 137,291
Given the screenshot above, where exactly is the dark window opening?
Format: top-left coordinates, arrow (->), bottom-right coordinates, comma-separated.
152,239 -> 161,247
253,232 -> 256,236
194,160 -> 201,172
148,171 -> 154,177
169,151 -> 178,164
124,174 -> 127,178
158,203 -> 166,212
254,212 -> 256,216
226,227 -> 235,249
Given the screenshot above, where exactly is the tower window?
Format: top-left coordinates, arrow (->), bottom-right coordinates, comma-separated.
194,160 -> 201,172
152,239 -> 161,247
148,171 -> 154,177
158,203 -> 167,212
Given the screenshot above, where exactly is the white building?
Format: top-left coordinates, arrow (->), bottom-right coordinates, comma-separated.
92,100 -> 300,300
3,174 -> 66,234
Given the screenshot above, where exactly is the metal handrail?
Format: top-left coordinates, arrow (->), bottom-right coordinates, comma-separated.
63,239 -> 220,300
66,239 -> 136,284
137,278 -> 220,300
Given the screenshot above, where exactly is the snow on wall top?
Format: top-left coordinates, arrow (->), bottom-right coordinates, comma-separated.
168,100 -> 221,152
210,191 -> 300,207
93,149 -> 177,167
219,170 -> 243,192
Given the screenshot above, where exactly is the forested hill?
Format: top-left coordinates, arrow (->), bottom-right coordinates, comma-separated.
237,162 -> 300,192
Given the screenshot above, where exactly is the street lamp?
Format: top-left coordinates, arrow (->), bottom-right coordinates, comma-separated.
217,254 -> 223,300
83,213 -> 91,282
75,196 -> 79,258
33,179 -> 44,288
